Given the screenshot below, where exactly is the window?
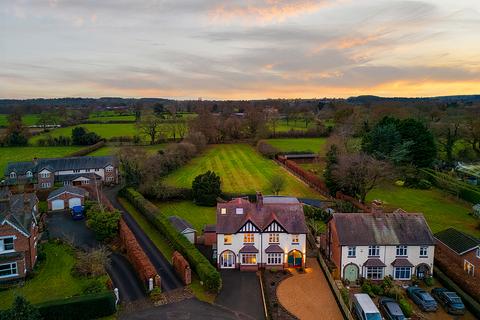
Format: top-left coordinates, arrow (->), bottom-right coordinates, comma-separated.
241,253 -> 257,265
73,169 -> 80,173
85,169 -> 90,172
394,267 -> 412,280
9,172 -> 16,179
267,253 -> 283,265
365,266 -> 383,280
40,182 -> 51,189
291,234 -> 299,243
235,208 -> 244,215
368,245 -> 380,257
0,237 -> 14,252
26,171 -> 32,178
224,235 -> 232,245
106,176 -> 114,182
476,247 -> 480,259
396,245 -> 408,257
420,246 -> 428,257
347,246 -> 356,258
221,208 -> 227,215
0,262 -> 18,278
269,233 -> 279,244
106,167 -> 113,173
40,172 -> 50,178
81,180 -> 90,185
243,233 -> 254,243
464,260 -> 475,276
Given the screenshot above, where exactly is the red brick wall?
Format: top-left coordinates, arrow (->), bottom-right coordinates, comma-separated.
328,220 -> 342,279
203,232 -> 217,246
0,223 -> 37,272
172,251 -> 191,285
119,218 -> 160,287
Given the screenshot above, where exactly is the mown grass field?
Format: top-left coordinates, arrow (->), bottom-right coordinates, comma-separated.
155,201 -> 216,232
0,242 -> 108,309
0,146 -> 83,173
164,144 -> 324,199
0,114 -> 40,127
266,138 -> 327,154
367,184 -> 479,237
88,115 -> 136,122
88,144 -> 167,156
274,119 -> 315,132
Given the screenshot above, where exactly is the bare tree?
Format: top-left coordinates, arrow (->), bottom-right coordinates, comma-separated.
270,175 -> 286,195
266,108 -> 281,137
466,118 -> 480,156
434,121 -> 461,164
137,113 -> 165,144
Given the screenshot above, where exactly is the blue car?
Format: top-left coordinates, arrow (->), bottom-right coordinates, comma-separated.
71,206 -> 85,220
407,286 -> 438,312
431,288 -> 465,315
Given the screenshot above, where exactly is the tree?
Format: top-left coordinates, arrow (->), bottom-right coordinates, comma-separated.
466,118 -> 480,156
324,144 -> 340,196
192,171 -> 221,206
86,205 -> 121,242
266,108 -> 280,137
153,102 -> 165,116
71,127 -> 101,145
117,147 -> 148,186
137,113 -> 165,145
36,112 -> 56,130
3,113 -> 29,146
269,175 -> 286,195
0,296 -> 41,320
434,122 -> 460,164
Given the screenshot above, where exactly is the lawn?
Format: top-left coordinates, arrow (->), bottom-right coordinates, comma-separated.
275,119 -> 316,132
164,144 -> 325,199
0,242 -> 107,309
155,201 -> 216,232
0,146 -> 84,174
266,138 -> 327,154
88,144 -> 167,156
0,114 -> 41,127
367,184 -> 479,237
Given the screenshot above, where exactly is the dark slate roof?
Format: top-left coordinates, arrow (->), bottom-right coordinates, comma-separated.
0,191 -> 38,236
203,224 -> 216,233
364,258 -> 386,267
434,228 -> 480,255
265,244 -> 284,253
239,245 -> 259,253
331,212 -> 434,246
47,185 -> 87,200
216,197 -> 308,234
5,156 -> 117,175
391,258 -> 414,267
168,216 -> 195,233
56,173 -> 101,182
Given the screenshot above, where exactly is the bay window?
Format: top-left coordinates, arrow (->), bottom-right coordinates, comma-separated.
394,267 -> 412,280
267,253 -> 283,265
365,266 -> 383,280
241,253 -> 257,265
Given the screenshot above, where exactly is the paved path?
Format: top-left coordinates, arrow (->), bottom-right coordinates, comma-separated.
104,187 -> 183,292
277,258 -> 343,320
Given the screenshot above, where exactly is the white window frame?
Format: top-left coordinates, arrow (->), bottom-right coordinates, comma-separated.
224,234 -> 232,245
0,237 -> 15,253
106,166 -> 114,173
40,172 -> 50,178
220,208 -> 227,215
291,234 -> 299,243
368,245 -> 380,257
0,262 -> 18,279
267,253 -> 283,265
269,233 -> 279,244
394,267 -> 412,280
476,247 -> 480,259
106,176 -> 114,182
347,246 -> 356,258
9,172 -> 16,179
26,171 -> 33,178
243,233 -> 254,243
235,208 -> 244,215
396,245 -> 408,257
40,182 -> 51,189
241,253 -> 257,265
365,266 -> 383,280
464,260 -> 475,276
420,246 -> 428,257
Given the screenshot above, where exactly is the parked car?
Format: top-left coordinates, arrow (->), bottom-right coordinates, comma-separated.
71,206 -> 85,220
431,288 -> 465,315
406,286 -> 438,312
379,297 -> 406,320
352,294 -> 382,320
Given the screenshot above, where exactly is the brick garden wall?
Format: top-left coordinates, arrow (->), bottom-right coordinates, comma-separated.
172,251 -> 191,285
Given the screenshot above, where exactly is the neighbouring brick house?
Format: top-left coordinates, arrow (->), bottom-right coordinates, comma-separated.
47,185 -> 88,211
0,188 -> 39,282
3,156 -> 119,190
216,192 -> 308,271
434,228 -> 480,277
326,210 -> 435,282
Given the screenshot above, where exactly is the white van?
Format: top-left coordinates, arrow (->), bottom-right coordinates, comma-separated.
352,294 -> 382,320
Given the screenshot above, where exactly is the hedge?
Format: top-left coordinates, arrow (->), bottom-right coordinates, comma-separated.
66,140 -> 106,157
35,292 -> 116,320
120,188 -> 222,292
421,169 -> 480,204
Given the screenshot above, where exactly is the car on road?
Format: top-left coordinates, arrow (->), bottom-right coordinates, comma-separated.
431,288 -> 465,315
71,205 -> 85,220
378,297 -> 406,320
406,286 -> 438,312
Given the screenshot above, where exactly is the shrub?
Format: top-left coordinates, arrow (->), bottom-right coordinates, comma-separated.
424,276 -> 434,287
67,141 -> 105,157
256,140 -> 280,159
192,171 -> 222,206
74,246 -> 110,277
86,206 -> 121,242
398,298 -> 413,317
82,279 -> 105,294
361,281 -> 373,297
149,287 -> 162,302
72,127 -> 102,145
340,288 -> 350,306
0,296 -> 41,320
371,284 -> 383,296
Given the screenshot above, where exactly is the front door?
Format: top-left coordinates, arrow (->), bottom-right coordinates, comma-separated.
287,250 -> 302,267
416,264 -> 429,279
221,251 -> 235,268
344,264 -> 359,282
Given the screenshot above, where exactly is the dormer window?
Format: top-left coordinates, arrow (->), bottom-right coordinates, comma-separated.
235,208 -> 244,215
221,208 -> 227,215
26,171 -> 33,178
9,172 -> 16,179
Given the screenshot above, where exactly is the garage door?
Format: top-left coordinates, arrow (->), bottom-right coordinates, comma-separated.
68,198 -> 81,208
51,199 -> 65,211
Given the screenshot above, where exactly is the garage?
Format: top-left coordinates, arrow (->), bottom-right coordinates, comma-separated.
68,197 -> 81,208
51,199 -> 65,211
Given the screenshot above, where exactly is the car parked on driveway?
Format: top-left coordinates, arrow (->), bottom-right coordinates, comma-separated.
407,286 -> 438,312
431,288 -> 465,315
71,205 -> 85,220
378,297 -> 406,320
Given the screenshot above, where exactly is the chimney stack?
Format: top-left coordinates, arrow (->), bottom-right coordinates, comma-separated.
256,191 -> 263,209
33,157 -> 38,166
371,199 -> 383,215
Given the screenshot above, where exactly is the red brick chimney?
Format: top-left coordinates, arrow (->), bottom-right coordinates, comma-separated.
256,191 -> 263,209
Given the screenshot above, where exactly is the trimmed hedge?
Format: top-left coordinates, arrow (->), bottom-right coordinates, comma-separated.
120,188 -> 222,292
35,292 -> 116,320
66,140 -> 106,157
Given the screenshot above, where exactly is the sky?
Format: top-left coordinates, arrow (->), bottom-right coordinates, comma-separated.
1,0 -> 480,100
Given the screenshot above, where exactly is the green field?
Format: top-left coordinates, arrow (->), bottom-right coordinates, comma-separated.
275,119 -> 316,132
88,115 -> 136,122
0,114 -> 41,127
0,146 -> 84,174
88,144 -> 167,156
164,144 -> 324,199
155,201 -> 216,232
367,184 -> 479,237
0,242 -> 107,309
266,138 -> 327,154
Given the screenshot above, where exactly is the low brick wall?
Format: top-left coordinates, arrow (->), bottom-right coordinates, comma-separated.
172,251 -> 191,285
119,218 -> 160,288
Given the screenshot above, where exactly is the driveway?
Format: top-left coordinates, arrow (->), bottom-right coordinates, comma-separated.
104,186 -> 183,292
215,270 -> 264,320
277,258 -> 343,320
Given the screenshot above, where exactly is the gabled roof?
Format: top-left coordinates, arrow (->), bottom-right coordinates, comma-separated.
168,216 -> 195,233
47,185 -> 87,200
434,228 -> 480,255
331,212 -> 435,246
56,173 -> 101,182
0,191 -> 38,237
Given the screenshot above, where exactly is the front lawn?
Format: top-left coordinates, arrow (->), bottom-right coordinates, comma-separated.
0,146 -> 84,174
367,184 -> 479,237
266,138 -> 327,154
163,144 -> 325,199
155,201 -> 216,232
0,242 -> 108,309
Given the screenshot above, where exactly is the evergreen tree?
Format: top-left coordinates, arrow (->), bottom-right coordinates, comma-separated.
192,171 -> 221,206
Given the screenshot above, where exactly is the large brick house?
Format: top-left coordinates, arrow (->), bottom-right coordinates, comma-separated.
0,188 -> 39,282
326,210 -> 435,282
3,156 -> 119,190
216,193 -> 308,271
434,228 -> 480,277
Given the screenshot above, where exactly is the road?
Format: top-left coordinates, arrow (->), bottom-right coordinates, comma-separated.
108,253 -> 146,302
104,186 -> 183,292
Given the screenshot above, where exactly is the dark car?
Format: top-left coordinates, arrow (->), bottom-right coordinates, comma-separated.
71,206 -> 85,220
407,286 -> 438,312
431,288 -> 465,315
379,297 -> 406,320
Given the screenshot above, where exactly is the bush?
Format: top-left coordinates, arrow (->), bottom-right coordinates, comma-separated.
36,292 -> 116,320
256,140 -> 280,159
0,296 -> 41,320
361,281 -> 373,297
72,127 -> 102,145
74,246 -> 110,277
398,298 -> 413,317
424,276 -> 434,287
81,279 -> 105,294
86,206 -> 121,242
192,171 -> 222,207
120,188 -> 222,292
340,288 -> 350,306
